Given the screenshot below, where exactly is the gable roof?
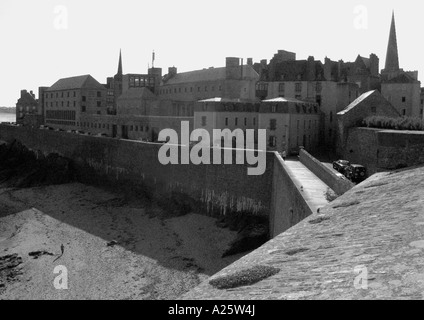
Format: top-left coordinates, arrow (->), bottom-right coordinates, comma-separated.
163,66 -> 259,85
338,90 -> 399,117
46,75 -> 105,91
339,90 -> 376,115
263,97 -> 309,104
357,55 -> 370,69
17,91 -> 37,105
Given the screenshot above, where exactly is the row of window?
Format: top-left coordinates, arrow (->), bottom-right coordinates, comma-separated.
172,104 -> 194,117
46,91 -> 102,99
46,101 -> 77,108
159,85 -> 223,95
46,110 -> 76,121
19,106 -> 36,112
78,122 -> 150,133
46,100 -> 103,109
129,76 -> 155,88
46,120 -> 76,126
201,117 -> 258,127
296,119 -> 319,131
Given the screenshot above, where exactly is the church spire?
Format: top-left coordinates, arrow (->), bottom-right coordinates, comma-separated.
384,11 -> 400,72
117,49 -> 123,76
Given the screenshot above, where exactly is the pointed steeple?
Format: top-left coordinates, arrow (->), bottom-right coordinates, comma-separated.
384,11 -> 400,72
117,49 -> 123,76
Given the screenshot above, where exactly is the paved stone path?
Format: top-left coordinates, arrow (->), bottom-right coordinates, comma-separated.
284,159 -> 331,213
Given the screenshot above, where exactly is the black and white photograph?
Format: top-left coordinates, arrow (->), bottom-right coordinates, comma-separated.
0,0 -> 424,309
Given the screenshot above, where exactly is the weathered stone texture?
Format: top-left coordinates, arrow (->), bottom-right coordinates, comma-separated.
183,166 -> 424,300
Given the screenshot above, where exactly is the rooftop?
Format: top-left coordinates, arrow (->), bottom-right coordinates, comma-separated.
338,90 -> 377,115
163,66 -> 259,85
46,75 -> 106,92
263,97 -> 311,104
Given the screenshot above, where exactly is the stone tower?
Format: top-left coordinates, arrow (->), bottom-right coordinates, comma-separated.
113,50 -> 123,109
383,11 -> 400,74
117,49 -> 123,76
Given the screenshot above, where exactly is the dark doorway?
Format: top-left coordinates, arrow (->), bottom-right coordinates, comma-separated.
121,125 -> 128,139
151,127 -> 159,142
112,125 -> 117,138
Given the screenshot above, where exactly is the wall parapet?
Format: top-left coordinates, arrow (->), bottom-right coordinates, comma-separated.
0,124 -> 274,219
270,154 -> 314,237
299,148 -> 354,195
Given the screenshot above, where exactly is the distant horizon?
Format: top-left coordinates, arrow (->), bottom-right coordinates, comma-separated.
1,0 -> 422,107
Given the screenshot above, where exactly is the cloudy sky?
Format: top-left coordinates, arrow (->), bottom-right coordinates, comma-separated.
0,0 -> 421,107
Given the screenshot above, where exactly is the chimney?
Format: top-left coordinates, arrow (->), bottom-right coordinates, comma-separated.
307,56 -> 316,81
225,57 -> 240,80
338,60 -> 344,80
369,53 -> 379,77
324,57 -> 332,80
247,58 -> 253,66
168,66 -> 177,76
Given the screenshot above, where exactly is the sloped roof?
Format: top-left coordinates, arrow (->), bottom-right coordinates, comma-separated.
198,97 -> 241,103
355,55 -> 370,69
163,66 -> 259,85
46,75 -> 105,91
17,91 -> 37,105
338,90 -> 377,115
338,90 -> 399,118
263,97 -> 308,104
272,60 -> 326,81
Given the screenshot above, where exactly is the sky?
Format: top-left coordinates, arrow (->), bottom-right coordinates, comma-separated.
0,0 -> 422,107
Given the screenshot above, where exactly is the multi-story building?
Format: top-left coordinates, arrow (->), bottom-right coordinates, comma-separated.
193,98 -> 260,148
16,90 -> 38,125
255,53 -> 365,147
158,57 -> 258,103
194,97 -> 321,154
259,98 -> 321,154
86,54 -> 260,141
44,74 -> 106,130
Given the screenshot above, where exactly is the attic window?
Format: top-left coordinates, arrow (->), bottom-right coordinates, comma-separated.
371,107 -> 376,113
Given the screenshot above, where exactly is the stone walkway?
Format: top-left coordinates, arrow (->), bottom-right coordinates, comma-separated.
284,159 -> 331,214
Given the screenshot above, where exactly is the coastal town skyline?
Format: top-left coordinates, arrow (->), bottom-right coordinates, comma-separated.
1,0 -> 422,107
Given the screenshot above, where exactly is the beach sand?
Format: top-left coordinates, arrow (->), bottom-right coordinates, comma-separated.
0,183 -> 244,300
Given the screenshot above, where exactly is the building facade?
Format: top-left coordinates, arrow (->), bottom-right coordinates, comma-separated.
255,53 -> 365,147
16,90 -> 38,125
44,75 -> 107,130
194,97 -> 321,154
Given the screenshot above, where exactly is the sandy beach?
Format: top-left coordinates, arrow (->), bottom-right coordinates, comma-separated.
0,183 -> 244,300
